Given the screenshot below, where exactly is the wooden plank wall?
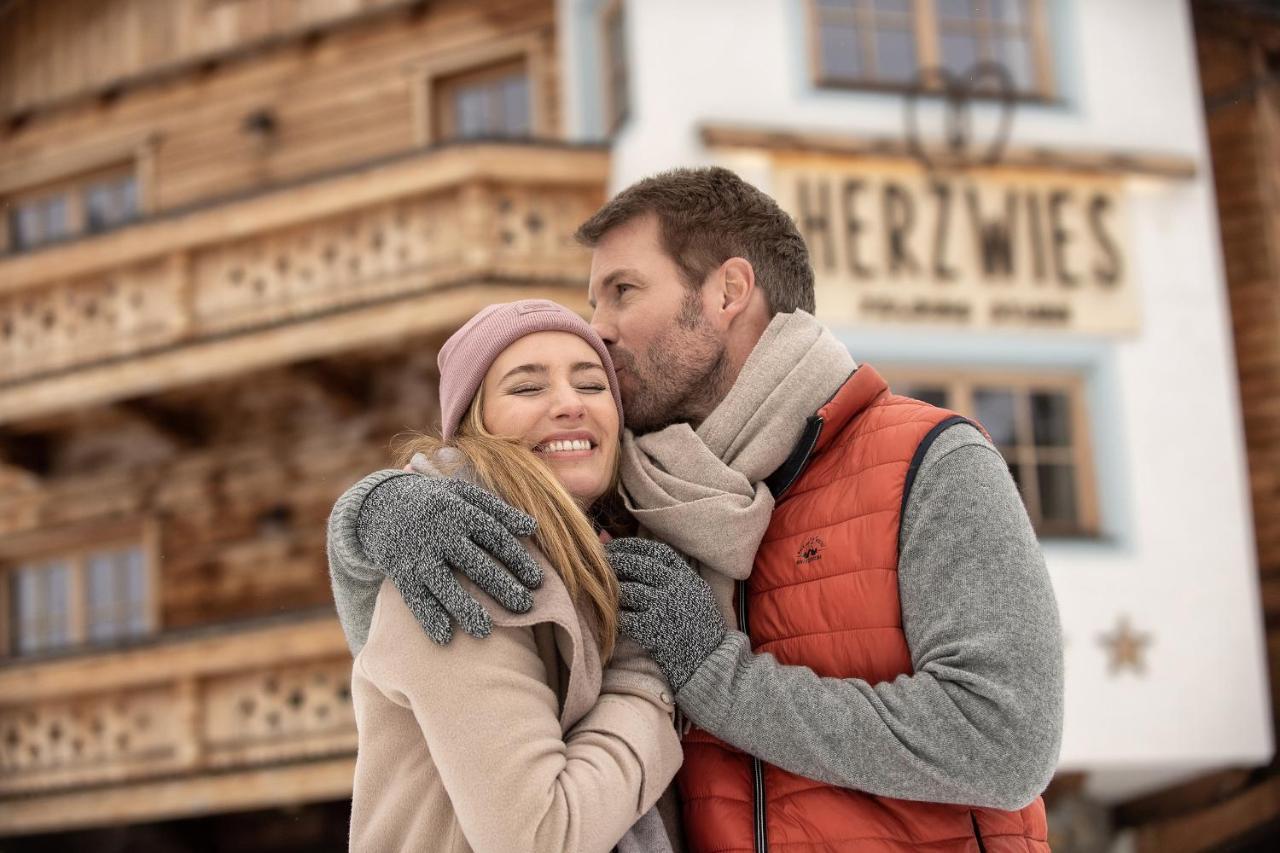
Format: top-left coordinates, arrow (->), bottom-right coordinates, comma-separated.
1120,5 -> 1280,849
0,0 -> 560,212
1198,9 -> 1280,726
0,344 -> 442,631
0,0 -> 418,116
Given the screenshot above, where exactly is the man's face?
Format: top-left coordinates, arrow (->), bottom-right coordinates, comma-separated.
587,214 -> 728,433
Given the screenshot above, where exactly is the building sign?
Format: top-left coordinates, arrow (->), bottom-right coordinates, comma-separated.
773,156 -> 1138,334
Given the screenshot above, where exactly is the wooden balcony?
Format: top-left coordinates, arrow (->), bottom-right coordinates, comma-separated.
0,141 -> 609,426
0,612 -> 355,836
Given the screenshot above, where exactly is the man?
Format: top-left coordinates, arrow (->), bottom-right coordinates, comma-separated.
329,167 -> 1062,852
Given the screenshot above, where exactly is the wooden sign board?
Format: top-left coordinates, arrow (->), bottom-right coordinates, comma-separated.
772,155 -> 1139,335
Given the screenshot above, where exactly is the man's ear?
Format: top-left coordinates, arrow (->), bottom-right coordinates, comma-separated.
719,257 -> 756,319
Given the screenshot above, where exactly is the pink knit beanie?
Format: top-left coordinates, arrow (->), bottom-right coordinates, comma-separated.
437,299 -> 623,441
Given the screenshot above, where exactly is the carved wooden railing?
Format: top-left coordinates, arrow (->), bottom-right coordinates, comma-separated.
0,142 -> 608,422
0,613 -> 353,823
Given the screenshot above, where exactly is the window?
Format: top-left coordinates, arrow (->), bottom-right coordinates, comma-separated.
6,542 -> 153,657
601,0 -> 630,132
9,192 -> 72,251
889,371 -> 1096,537
4,166 -> 140,252
433,60 -> 532,141
809,0 -> 1052,96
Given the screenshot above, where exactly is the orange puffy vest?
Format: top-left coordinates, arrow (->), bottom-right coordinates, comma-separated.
678,365 -> 1050,853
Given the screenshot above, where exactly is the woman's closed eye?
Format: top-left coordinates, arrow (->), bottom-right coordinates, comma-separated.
507,383 -> 605,395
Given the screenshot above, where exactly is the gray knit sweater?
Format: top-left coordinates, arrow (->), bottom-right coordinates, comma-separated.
327,423 -> 1063,812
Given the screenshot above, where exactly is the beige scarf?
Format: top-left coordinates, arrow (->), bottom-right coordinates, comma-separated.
618,311 -> 856,622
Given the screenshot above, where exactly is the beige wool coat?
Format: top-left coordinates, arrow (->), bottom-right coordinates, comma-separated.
349,546 -> 684,853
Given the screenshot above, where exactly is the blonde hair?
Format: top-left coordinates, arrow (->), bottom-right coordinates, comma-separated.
395,389 -> 620,660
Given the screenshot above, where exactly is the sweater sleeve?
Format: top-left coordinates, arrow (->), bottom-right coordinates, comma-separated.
673,424 -> 1064,810
326,468 -> 408,656
359,581 -> 683,853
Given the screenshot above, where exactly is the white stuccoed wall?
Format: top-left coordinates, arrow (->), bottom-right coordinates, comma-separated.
559,0 -> 1272,800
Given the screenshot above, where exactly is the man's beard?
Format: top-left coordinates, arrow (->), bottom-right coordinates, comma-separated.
611,292 -> 730,434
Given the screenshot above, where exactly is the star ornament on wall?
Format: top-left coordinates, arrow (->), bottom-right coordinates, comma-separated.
1098,615 -> 1153,677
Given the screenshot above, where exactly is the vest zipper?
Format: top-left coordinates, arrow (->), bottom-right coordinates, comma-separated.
970,812 -> 988,853
737,578 -> 768,852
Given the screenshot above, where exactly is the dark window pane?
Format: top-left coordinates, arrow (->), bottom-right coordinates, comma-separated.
451,71 -> 530,139
126,547 -> 146,600
12,205 -> 42,249
85,175 -> 140,233
12,568 -> 39,653
900,385 -> 950,408
118,175 -> 138,219
996,34 -> 1032,91
606,7 -> 628,125
937,0 -> 979,23
974,388 -> 1017,447
85,183 -> 114,232
991,0 -> 1027,26
820,19 -> 862,80
874,27 -> 917,81
42,194 -> 70,241
1030,391 -> 1072,447
1005,458 -> 1030,509
941,31 -> 980,75
1037,464 -> 1079,526
50,562 -> 73,646
87,552 -> 119,641
454,86 -> 488,138
501,74 -> 531,136
126,547 -> 149,634
86,546 -> 149,642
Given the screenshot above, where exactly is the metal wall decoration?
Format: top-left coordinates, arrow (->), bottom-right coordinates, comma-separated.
1098,615 -> 1152,677
903,61 -> 1017,173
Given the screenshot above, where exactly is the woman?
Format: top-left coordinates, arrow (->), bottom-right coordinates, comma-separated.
327,300 -> 683,852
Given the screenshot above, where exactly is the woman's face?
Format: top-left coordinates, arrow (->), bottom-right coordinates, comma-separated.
480,331 -> 620,504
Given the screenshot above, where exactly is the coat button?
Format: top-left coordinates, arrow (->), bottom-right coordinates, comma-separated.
660,692 -> 672,704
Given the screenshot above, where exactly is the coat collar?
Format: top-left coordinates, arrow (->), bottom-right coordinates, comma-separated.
477,550 -> 601,731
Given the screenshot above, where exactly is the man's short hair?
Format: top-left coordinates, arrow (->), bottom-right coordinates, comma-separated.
574,166 -> 816,315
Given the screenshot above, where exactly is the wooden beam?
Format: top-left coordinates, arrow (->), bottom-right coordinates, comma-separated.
700,123 -> 1199,180
0,755 -> 355,837
114,399 -> 211,448
289,359 -> 374,416
0,143 -> 609,293
1115,769 -> 1255,827
0,611 -> 346,703
0,282 -> 587,427
1132,773 -> 1280,853
0,428 -> 53,476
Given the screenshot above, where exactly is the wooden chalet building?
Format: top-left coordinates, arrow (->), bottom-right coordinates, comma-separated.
1115,0 -> 1280,848
0,0 -> 605,847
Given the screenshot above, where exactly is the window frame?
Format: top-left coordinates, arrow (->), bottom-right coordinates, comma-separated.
432,58 -> 534,142
0,519 -> 160,658
407,32 -> 551,146
1,162 -> 144,254
806,0 -> 1056,100
881,367 -> 1098,538
599,0 -> 630,135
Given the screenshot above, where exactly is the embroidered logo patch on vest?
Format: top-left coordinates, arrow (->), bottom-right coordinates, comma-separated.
796,535 -> 826,564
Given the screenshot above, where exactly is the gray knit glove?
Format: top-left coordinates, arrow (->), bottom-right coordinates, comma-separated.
607,538 -> 726,691
357,474 -> 542,645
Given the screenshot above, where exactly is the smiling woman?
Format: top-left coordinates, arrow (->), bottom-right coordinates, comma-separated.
480,332 -> 620,505
327,299 -> 683,853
